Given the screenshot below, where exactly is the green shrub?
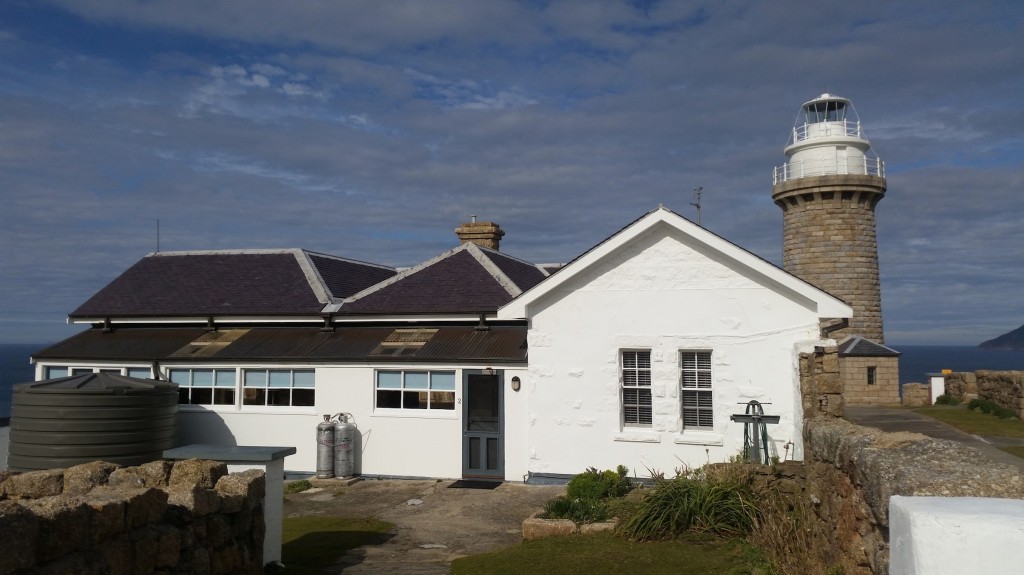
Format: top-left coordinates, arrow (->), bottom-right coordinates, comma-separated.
619,467 -> 757,540
935,394 -> 960,405
965,398 -> 1019,420
542,495 -> 610,524
566,465 -> 633,500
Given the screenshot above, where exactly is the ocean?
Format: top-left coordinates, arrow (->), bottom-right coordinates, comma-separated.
1,343 -> 45,421
1,343 -> 1023,420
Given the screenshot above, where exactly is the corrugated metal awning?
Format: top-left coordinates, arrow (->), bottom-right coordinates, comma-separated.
32,325 -> 528,364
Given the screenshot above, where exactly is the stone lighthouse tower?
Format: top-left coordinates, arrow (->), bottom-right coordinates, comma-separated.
771,93 -> 887,343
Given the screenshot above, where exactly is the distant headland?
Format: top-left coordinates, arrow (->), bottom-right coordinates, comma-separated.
979,324 -> 1024,351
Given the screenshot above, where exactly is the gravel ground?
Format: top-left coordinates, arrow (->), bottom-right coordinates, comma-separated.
283,478 -> 565,574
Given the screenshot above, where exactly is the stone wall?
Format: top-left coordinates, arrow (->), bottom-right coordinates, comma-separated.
841,355 -> 900,406
0,459 -> 265,575
944,370 -> 1024,417
799,345 -> 844,425
942,371 -> 978,401
803,418 -> 1024,575
900,383 -> 930,407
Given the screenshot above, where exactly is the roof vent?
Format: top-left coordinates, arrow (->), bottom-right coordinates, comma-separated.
455,219 -> 505,251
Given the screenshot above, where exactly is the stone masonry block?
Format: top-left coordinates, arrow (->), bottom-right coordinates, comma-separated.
0,500 -> 39,574
4,469 -> 64,498
109,460 -> 173,489
169,459 -> 228,490
522,514 -> 576,539
20,496 -> 90,563
167,486 -> 221,517
123,487 -> 170,529
82,487 -> 128,545
63,461 -> 121,496
130,526 -> 161,575
214,469 -> 265,514
97,535 -> 132,575
154,525 -> 181,569
818,373 -> 844,394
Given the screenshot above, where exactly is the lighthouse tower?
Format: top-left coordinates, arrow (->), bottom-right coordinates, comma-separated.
771,93 -> 887,343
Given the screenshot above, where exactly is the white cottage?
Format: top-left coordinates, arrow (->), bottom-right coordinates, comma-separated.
31,207 -> 850,481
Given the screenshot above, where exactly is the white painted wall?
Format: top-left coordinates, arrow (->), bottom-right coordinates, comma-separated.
890,496 -> 1024,575
178,363 -> 528,479
522,228 -> 826,477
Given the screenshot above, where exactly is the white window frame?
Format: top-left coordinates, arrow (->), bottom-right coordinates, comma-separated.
373,369 -> 457,413
169,367 -> 238,407
621,350 -> 652,427
241,368 -> 316,408
40,365 -> 153,379
680,351 -> 713,430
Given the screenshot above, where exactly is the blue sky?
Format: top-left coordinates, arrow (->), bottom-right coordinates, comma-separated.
0,0 -> 1021,346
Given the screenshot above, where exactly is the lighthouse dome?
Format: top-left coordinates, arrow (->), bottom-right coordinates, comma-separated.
773,93 -> 884,184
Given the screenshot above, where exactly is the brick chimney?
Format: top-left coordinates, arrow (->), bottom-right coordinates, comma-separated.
455,216 -> 505,251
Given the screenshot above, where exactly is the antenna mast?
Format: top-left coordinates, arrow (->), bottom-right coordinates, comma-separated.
156,219 -> 160,253
690,187 -> 703,227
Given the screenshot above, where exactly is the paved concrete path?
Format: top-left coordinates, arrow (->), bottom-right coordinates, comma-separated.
844,405 -> 1024,471
284,478 -> 565,574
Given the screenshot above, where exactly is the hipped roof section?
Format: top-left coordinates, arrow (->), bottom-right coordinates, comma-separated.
336,242 -> 547,315
70,249 -> 397,319
497,206 -> 853,320
70,243 -> 550,320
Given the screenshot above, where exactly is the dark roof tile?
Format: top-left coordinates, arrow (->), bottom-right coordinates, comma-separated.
480,249 -> 547,292
341,249 -> 515,314
308,254 -> 396,299
838,336 -> 900,357
71,253 -> 325,318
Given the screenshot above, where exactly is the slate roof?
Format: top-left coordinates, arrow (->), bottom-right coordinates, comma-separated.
338,243 -> 547,315
307,254 -> 397,298
33,325 -> 528,363
837,335 -> 900,357
70,250 -> 395,319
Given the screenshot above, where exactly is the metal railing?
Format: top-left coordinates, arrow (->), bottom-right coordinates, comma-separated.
773,157 -> 884,185
789,120 -> 863,145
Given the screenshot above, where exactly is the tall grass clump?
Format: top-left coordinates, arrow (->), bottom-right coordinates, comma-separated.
619,465 -> 757,540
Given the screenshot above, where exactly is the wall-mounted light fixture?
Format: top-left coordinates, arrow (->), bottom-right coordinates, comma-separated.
483,367 -> 495,376
511,376 -> 521,392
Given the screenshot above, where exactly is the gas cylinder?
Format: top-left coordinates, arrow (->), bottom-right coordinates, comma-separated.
316,415 -> 335,479
333,413 -> 358,478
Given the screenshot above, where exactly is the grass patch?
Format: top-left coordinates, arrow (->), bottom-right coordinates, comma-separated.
914,405 -> 1024,438
1000,446 -> 1024,459
271,517 -> 393,574
283,479 -> 312,494
450,531 -> 769,575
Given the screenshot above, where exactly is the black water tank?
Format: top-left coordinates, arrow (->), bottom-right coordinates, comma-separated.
8,373 -> 178,472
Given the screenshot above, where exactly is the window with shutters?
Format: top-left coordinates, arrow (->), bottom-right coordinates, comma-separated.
680,351 -> 713,429
621,350 -> 652,427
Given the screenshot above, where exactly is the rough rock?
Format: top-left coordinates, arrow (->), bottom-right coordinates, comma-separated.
63,461 -> 121,496
3,468 -> 64,498
0,499 -> 39,574
169,459 -> 228,490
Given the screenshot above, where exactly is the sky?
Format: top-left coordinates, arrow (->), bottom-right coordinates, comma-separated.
0,0 -> 1021,346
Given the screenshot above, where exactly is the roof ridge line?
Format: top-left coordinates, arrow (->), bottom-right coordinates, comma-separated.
465,244 -> 522,298
293,251 -> 334,306
341,243 -> 473,305
147,248 -> 305,257
302,249 -> 396,272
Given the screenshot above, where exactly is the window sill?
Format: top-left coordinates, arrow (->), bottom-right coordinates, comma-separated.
673,432 -> 723,446
177,405 -> 317,416
613,431 -> 661,443
370,409 -> 459,420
